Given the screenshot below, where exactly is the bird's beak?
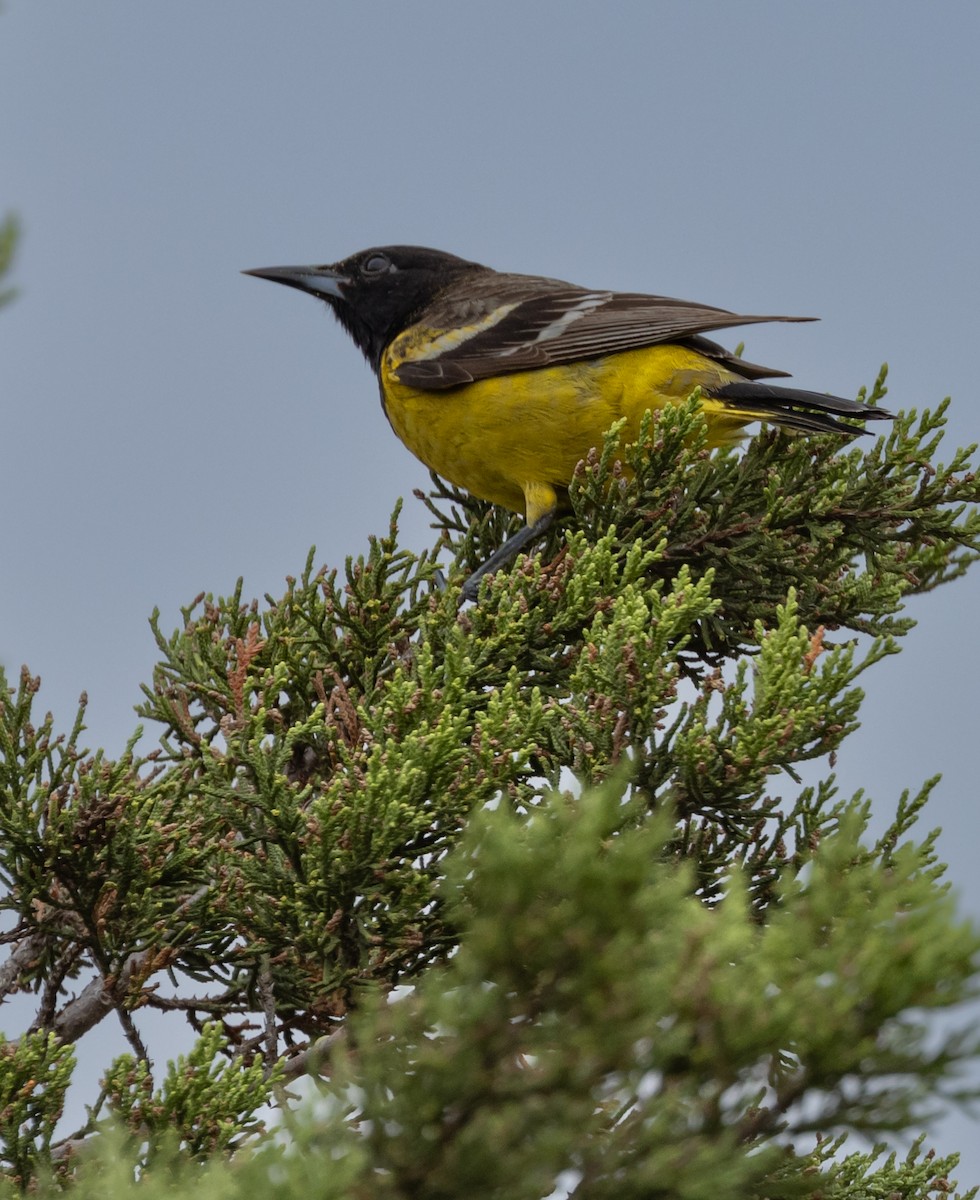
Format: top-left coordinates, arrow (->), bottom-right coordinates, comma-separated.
242,265 -> 350,301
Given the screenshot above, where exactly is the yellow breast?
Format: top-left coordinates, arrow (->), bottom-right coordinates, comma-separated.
379,335 -> 745,523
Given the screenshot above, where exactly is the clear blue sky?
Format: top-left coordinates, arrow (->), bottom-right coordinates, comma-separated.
3,1 -> 979,1180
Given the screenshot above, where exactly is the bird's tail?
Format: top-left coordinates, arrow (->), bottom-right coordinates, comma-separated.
709,381 -> 893,436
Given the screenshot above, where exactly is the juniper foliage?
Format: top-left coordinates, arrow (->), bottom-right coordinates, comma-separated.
0,215 -> 18,310
1,371 -> 979,1197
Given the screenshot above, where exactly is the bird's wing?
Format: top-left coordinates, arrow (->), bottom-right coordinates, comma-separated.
392,273 -> 812,390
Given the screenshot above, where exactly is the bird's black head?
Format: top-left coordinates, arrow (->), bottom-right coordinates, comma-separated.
244,245 -> 484,370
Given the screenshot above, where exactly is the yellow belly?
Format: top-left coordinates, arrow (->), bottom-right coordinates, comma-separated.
379,342 -> 746,523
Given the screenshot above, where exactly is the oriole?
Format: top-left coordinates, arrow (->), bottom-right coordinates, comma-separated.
245,246 -> 891,599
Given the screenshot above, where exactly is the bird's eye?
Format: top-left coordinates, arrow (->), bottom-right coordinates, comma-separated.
362,253 -> 391,276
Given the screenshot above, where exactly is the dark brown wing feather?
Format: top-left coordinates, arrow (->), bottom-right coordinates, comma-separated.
394,272 -> 813,390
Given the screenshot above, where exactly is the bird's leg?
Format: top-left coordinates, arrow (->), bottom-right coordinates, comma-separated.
460,510 -> 555,603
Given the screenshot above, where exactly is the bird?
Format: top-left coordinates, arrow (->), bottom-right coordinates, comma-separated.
244,246 -> 892,600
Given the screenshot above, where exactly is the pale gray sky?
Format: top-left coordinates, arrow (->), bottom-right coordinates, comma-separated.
3,1 -> 979,1181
